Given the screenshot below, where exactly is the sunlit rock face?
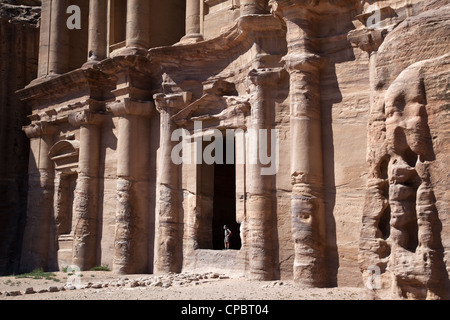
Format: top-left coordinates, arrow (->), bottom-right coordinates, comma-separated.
1,0 -> 449,299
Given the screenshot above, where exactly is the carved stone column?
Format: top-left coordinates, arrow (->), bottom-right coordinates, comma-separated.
20,122 -> 58,272
153,93 -> 190,274
241,0 -> 267,15
83,0 -> 107,67
48,0 -> 69,75
347,27 -> 386,112
181,0 -> 204,43
53,172 -> 71,236
37,0 -> 51,78
270,0 -> 326,287
347,19 -> 390,286
108,98 -> 154,274
68,111 -> 104,271
125,0 -> 150,54
246,68 -> 283,280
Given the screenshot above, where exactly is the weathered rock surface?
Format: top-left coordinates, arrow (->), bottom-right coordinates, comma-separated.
358,1 -> 450,299
0,0 -> 448,300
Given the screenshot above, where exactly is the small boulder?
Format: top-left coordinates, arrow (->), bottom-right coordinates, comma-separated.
24,287 -> 36,295
48,286 -> 59,293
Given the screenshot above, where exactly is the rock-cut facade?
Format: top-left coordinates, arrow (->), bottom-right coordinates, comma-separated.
7,0 -> 450,299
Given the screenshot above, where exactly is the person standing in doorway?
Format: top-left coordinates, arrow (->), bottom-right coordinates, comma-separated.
224,225 -> 232,249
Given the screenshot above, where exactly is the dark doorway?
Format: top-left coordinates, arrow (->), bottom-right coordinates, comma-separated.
197,137 -> 241,250
211,161 -> 241,250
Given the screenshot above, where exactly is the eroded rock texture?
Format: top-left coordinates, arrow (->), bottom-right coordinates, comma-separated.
357,1 -> 450,299
1,0 -> 448,300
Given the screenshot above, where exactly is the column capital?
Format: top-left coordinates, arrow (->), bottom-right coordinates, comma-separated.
107,97 -> 155,118
347,5 -> 399,55
23,121 -> 58,139
282,52 -> 324,74
153,92 -> 192,115
347,28 -> 387,54
269,0 -> 324,74
68,110 -> 106,128
247,68 -> 286,88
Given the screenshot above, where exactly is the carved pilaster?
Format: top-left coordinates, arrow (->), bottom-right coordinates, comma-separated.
153,92 -> 191,274
20,121 -> 58,272
245,68 -> 284,280
108,98 -> 154,274
67,110 -> 105,270
347,6 -> 396,288
270,0 -> 327,287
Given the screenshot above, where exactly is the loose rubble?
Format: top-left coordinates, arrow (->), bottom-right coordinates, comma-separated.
0,272 -> 230,298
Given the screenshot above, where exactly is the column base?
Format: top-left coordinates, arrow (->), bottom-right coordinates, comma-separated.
112,46 -> 149,58
81,59 -> 101,70
240,3 -> 267,16
177,33 -> 204,45
27,73 -> 62,87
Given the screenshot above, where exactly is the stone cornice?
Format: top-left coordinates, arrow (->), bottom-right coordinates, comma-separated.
148,14 -> 286,67
171,94 -> 251,130
94,54 -> 157,82
17,68 -> 114,104
26,99 -> 107,126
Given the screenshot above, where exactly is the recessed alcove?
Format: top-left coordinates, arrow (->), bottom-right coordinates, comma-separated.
197,137 -> 241,251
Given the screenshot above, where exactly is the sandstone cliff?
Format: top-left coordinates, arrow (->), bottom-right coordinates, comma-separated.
354,0 -> 450,299
0,0 -> 39,275
0,0 -> 448,300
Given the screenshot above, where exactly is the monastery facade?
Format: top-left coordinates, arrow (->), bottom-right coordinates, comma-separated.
13,0 -> 450,299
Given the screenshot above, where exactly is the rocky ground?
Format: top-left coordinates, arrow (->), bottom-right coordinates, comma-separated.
0,270 -> 387,301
